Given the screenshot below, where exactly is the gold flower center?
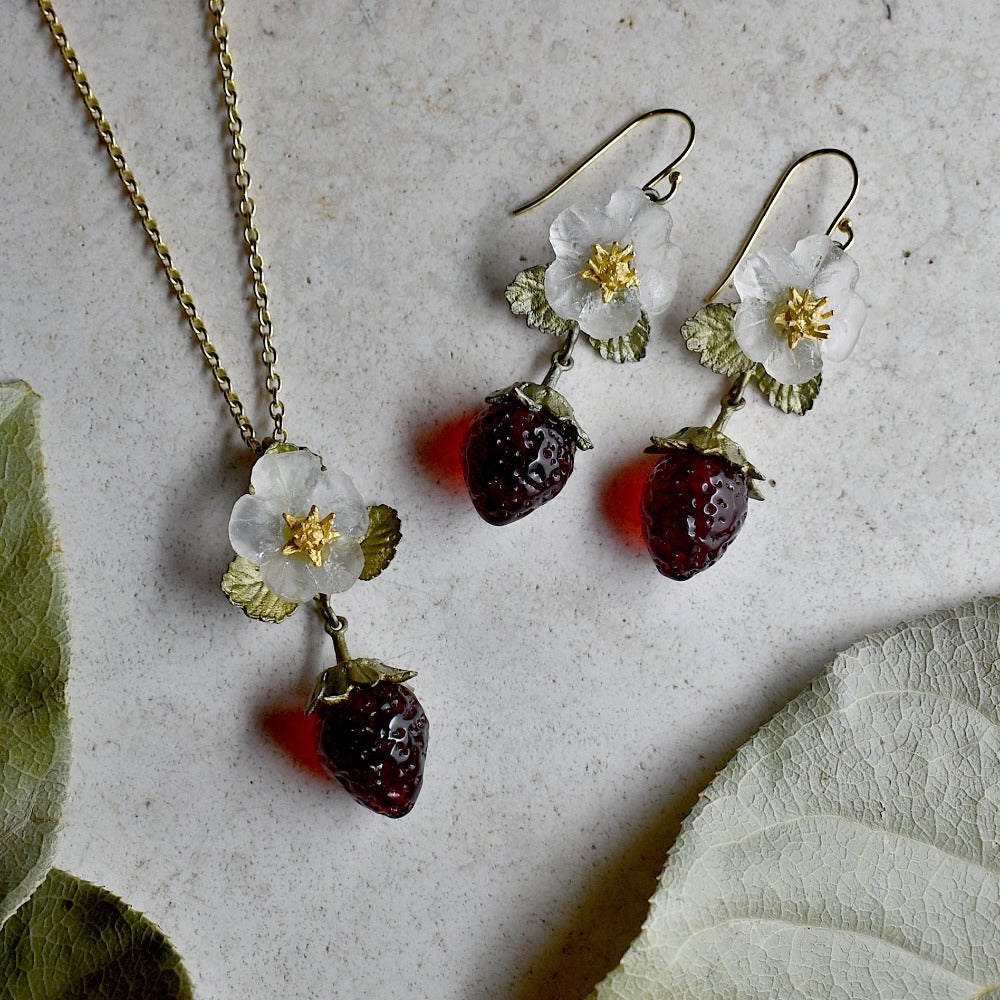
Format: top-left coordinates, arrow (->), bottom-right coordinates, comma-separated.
281,505 -> 340,567
773,287 -> 834,349
579,241 -> 640,303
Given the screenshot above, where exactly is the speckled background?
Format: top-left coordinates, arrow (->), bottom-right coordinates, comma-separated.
1,1 -> 997,996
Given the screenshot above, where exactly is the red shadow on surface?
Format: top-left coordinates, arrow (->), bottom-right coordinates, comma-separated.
415,410 -> 476,494
601,453 -> 659,551
261,697 -> 327,780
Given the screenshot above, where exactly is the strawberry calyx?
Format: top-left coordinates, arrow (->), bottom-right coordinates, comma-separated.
646,426 -> 766,501
305,658 -> 417,714
485,381 -> 593,451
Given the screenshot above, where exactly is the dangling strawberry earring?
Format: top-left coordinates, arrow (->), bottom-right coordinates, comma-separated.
640,148 -> 866,579
462,109 -> 696,525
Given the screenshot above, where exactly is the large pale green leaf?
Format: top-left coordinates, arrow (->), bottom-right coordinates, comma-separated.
0,382 -> 70,928
221,555 -> 298,622
0,868 -> 193,998
592,597 -> 1000,1000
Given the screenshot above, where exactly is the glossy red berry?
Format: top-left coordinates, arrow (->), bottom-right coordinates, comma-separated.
462,398 -> 576,525
640,450 -> 749,580
315,681 -> 429,818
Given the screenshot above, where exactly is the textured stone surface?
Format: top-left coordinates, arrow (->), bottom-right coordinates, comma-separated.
1,0 -> 998,996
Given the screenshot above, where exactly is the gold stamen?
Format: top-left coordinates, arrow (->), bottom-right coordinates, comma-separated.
579,241 -> 641,303
281,504 -> 340,567
773,287 -> 834,349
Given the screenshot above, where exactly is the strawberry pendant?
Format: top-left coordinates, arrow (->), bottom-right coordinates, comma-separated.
307,615 -> 428,818
462,382 -> 592,525
642,426 -> 764,580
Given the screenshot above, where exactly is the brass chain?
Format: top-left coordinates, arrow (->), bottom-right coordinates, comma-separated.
36,0 -> 286,453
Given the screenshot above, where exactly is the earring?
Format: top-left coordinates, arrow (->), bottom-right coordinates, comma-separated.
640,149 -> 866,579
462,109 -> 696,525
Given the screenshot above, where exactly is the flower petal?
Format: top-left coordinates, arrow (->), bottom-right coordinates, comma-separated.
259,537 -> 365,602
810,241 -> 861,299
732,300 -> 778,364
577,289 -> 641,341
605,186 -> 657,233
548,203 -> 620,262
544,257 -> 592,323
308,467 -> 368,538
789,234 -> 839,286
821,289 -> 867,362
764,336 -> 823,384
733,245 -> 803,302
250,449 -> 322,516
259,551 -> 323,603
314,537 -> 365,594
229,494 -> 285,562
634,241 -> 682,316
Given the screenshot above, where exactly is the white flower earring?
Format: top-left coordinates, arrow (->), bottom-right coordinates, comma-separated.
461,109 -> 696,525
639,148 -> 867,580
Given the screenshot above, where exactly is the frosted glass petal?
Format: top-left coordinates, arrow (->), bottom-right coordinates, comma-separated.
250,449 -> 322,516
810,239 -> 860,299
634,241 -> 681,316
734,245 -> 802,301
549,203 -> 619,260
578,292 -> 641,341
228,494 -> 285,562
314,537 -> 365,594
544,257 -> 591,322
765,336 -> 822,384
822,291 -> 867,362
308,467 -> 367,538
789,233 -> 838,285
732,300 -> 776,363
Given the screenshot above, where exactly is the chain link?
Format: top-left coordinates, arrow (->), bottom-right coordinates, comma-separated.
37,0 -> 285,453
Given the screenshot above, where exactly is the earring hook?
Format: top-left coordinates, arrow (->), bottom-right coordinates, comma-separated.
704,147 -> 859,303
512,108 -> 696,217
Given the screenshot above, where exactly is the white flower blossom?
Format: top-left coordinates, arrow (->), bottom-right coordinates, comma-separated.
732,234 -> 867,384
544,186 -> 682,341
228,449 -> 368,602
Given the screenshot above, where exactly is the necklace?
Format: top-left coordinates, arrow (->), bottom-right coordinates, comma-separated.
37,0 -> 429,818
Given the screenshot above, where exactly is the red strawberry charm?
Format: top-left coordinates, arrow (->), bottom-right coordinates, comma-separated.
315,680 -> 428,818
462,382 -> 592,525
307,636 -> 428,818
641,426 -> 764,580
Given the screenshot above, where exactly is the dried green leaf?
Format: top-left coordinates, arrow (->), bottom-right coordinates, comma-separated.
0,382 -> 70,929
591,597 -> 1000,1000
585,311 -> 650,363
505,265 -> 576,337
0,868 -> 193,998
756,369 -> 822,415
221,555 -> 298,623
680,303 -> 822,414
359,505 -> 402,582
680,303 -> 752,377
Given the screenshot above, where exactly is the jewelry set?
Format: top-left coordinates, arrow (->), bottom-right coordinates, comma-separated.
35,1 -> 867,818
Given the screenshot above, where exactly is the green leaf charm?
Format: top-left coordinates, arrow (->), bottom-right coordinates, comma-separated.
681,303 -> 821,414
359,505 -> 402,582
681,303 -> 755,377
0,868 -> 193,998
221,555 -> 298,622
505,265 -> 576,338
0,382 -> 70,928
306,658 -> 417,713
585,311 -> 650,363
756,368 -> 822,416
590,596 -> 1000,1000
